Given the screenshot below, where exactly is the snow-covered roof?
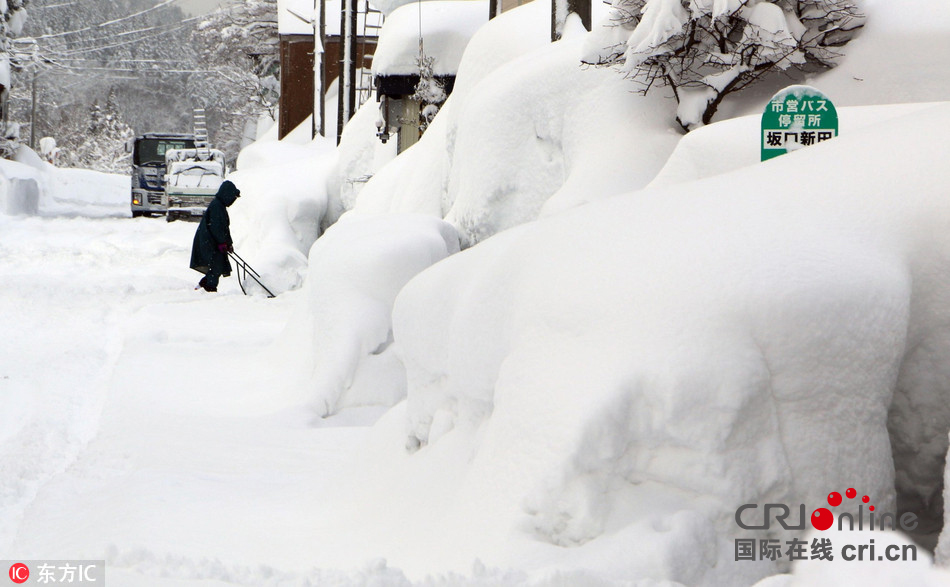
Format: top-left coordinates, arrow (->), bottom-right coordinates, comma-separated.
372,0 -> 488,77
278,0 -> 377,36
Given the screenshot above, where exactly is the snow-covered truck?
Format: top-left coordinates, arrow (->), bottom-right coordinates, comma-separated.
161,148 -> 227,222
130,133 -> 197,217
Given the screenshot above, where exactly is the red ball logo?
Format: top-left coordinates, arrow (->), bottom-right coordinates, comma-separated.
811,508 -> 834,531
9,563 -> 29,584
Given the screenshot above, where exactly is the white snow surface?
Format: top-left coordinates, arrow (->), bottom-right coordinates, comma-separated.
8,0 -> 950,585
649,101 -> 940,189
392,101 -> 950,584
9,101 -> 950,586
351,0 -> 681,247
227,113 -> 340,294
275,213 -> 460,416
0,146 -> 129,218
755,530 -> 950,586
371,0 -> 489,77
166,161 -> 225,190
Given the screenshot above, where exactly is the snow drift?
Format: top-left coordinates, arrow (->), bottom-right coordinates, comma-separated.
277,214 -> 460,416
0,146 -> 128,218
229,114 -> 339,293
387,102 -> 950,584
343,0 -> 681,248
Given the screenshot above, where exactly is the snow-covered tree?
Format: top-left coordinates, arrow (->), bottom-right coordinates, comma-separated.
64,87 -> 134,172
0,0 -> 29,158
38,135 -> 59,164
12,0 -> 198,165
412,54 -> 446,133
583,0 -> 865,130
191,0 -> 279,157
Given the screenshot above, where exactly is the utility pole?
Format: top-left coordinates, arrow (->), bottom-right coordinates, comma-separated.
337,0 -> 358,145
289,4 -> 327,138
313,0 -> 326,138
30,65 -> 38,150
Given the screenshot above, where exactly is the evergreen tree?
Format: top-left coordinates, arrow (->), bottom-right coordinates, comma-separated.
65,87 -> 134,172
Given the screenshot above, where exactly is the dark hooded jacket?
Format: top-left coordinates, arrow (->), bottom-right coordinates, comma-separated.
190,181 -> 240,276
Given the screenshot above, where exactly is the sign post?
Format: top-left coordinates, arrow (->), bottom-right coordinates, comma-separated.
761,85 -> 838,161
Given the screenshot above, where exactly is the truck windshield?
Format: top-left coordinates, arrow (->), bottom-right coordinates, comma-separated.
134,138 -> 196,165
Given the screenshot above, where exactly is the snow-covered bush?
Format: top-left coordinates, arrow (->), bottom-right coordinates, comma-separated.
583,0 -> 865,130
277,214 -> 460,415
391,102 -> 950,583
412,53 -> 448,133
38,137 -> 59,165
344,1 -> 680,248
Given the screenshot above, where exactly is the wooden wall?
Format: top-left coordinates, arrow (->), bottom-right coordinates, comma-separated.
279,34 -> 378,140
279,35 -> 316,140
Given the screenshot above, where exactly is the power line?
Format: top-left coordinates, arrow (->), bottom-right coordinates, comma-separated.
33,1 -> 81,8
39,18 -> 198,52
35,0 -> 183,40
45,22 -> 195,58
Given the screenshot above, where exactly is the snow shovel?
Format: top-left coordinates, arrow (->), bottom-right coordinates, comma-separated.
228,251 -> 276,298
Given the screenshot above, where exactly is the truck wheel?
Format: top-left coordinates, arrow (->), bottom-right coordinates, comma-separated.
166,212 -> 176,222
132,211 -> 143,218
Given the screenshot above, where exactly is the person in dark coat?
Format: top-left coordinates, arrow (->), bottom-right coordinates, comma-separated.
190,180 -> 241,292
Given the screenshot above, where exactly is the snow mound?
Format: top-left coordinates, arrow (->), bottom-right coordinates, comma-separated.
229,113 -> 340,293
228,152 -> 335,294
326,94 -> 398,225
809,1 -> 950,108
388,102 -> 950,583
342,0 -> 552,217
371,1 -> 489,77
279,214 -> 459,416
440,36 -> 679,246
0,158 -> 40,216
0,147 -> 129,218
349,0 -> 681,248
648,101 -> 940,189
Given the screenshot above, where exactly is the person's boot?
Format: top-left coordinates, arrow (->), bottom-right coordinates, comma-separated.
196,276 -> 217,292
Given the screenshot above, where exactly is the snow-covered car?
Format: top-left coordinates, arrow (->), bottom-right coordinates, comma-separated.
161,148 -> 227,222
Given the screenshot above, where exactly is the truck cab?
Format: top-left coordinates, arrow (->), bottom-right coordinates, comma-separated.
130,133 -> 196,217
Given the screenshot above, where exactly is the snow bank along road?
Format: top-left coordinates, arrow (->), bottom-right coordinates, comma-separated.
0,214 -> 381,584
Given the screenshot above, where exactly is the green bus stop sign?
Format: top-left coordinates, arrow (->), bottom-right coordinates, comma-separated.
761,85 -> 838,161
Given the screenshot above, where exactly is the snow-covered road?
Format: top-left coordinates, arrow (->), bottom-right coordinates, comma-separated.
0,215 -> 388,584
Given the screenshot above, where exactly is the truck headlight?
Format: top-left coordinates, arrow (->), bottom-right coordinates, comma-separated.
132,197 -> 141,205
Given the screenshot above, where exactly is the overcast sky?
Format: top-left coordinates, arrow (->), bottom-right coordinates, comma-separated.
174,0 -> 223,16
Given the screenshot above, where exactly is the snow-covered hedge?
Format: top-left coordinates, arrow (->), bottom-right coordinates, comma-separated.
341,0 -> 679,248
278,214 -> 460,415
389,101 -> 950,583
